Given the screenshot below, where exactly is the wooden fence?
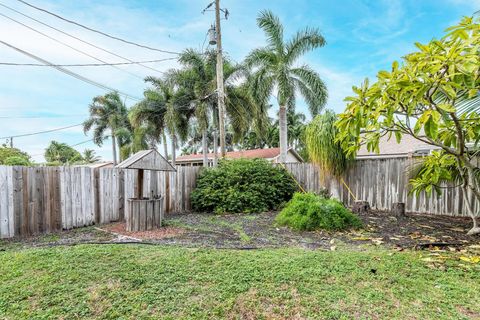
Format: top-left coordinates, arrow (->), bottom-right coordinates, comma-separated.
284,158 -> 478,217
0,157 -> 476,239
0,165 -> 201,238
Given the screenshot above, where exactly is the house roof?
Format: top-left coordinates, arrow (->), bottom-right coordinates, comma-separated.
176,147 -> 303,162
116,149 -> 176,171
356,134 -> 440,159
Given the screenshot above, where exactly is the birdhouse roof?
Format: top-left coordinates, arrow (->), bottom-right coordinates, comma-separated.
116,149 -> 176,171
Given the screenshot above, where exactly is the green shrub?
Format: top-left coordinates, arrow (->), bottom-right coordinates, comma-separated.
275,192 -> 362,231
191,159 -> 297,214
3,156 -> 31,166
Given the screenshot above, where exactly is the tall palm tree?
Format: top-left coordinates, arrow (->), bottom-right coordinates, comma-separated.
130,77 -> 192,165
245,10 -> 328,162
172,49 -> 263,166
83,92 -> 130,165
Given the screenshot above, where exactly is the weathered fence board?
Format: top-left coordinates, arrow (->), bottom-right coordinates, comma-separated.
0,165 -> 202,238
1,156 -> 474,239
284,159 -> 478,216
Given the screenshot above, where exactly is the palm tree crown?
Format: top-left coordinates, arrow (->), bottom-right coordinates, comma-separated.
83,92 -> 130,165
245,10 -> 328,162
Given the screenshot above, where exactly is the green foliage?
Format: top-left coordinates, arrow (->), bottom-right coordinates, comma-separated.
44,141 -> 82,164
191,159 -> 297,214
276,192 -> 362,231
0,147 -> 31,165
3,156 -> 31,166
306,110 -> 352,177
246,10 -> 328,114
335,17 -> 480,226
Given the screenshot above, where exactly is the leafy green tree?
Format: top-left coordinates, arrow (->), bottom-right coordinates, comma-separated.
245,10 -> 328,162
83,92 -> 131,165
336,17 -> 480,235
0,146 -> 31,165
44,141 -> 82,164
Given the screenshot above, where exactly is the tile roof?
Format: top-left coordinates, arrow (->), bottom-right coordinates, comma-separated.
176,148 -> 282,162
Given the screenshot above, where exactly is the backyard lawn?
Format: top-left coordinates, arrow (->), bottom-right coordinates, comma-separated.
1,211 -> 480,320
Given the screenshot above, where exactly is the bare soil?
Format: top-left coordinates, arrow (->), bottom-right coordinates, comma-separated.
1,210 -> 478,251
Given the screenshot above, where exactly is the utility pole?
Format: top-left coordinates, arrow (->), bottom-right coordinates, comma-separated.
214,0 -> 226,158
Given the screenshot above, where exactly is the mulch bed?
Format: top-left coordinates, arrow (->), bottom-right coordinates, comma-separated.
101,223 -> 185,240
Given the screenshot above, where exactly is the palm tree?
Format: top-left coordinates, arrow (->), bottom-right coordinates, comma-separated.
245,10 -> 328,162
44,141 -> 82,164
82,149 -> 100,163
287,111 -> 306,150
172,49 -> 263,166
130,77 -> 192,165
83,92 -> 130,165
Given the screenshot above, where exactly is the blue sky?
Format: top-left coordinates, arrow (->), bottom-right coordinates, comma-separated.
0,0 -> 478,162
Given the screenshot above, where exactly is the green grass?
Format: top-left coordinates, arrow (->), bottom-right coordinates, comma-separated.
0,245 -> 479,319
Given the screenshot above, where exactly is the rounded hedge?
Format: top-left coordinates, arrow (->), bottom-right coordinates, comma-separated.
191,159 -> 297,214
275,192 -> 362,231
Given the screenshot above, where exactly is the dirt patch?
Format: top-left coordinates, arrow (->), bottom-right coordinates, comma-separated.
101,223 -> 185,240
1,210 -> 478,251
344,210 -> 479,249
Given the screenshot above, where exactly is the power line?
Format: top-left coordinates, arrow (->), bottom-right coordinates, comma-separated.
16,0 -> 181,55
0,12 -> 144,80
29,138 -> 97,157
0,123 -> 83,139
0,2 -> 171,74
0,57 -> 176,67
0,39 -> 142,101
0,114 -> 87,119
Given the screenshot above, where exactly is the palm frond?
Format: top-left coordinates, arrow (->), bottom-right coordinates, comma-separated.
257,10 -> 285,54
285,26 -> 326,65
291,66 -> 328,115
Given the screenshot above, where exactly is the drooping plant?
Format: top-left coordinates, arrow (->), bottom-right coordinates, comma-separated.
305,110 -> 351,177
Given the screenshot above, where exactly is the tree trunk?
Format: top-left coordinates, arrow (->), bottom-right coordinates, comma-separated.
162,132 -> 169,160
202,129 -> 208,167
171,135 -> 177,167
279,105 -> 288,163
213,130 -> 218,166
111,130 -> 117,165
463,186 -> 480,235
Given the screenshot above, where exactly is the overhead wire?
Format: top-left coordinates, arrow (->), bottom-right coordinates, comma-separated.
0,58 -> 176,67
16,0 -> 180,55
0,123 -> 83,139
0,114 -> 87,119
0,2 -> 172,74
0,39 -> 142,101
0,11 -> 144,79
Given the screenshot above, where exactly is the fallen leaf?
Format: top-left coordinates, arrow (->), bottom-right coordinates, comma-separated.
459,256 -> 480,264
352,237 -> 371,241
418,225 -> 434,230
